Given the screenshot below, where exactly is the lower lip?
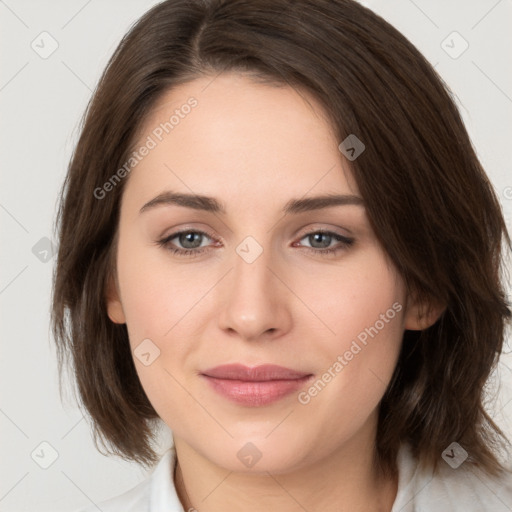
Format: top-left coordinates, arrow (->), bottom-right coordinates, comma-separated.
203,375 -> 312,407
202,375 -> 313,406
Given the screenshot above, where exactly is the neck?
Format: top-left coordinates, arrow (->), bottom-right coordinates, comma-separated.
173,422 -> 398,512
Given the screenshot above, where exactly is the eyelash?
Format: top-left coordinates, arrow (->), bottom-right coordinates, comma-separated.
156,229 -> 354,258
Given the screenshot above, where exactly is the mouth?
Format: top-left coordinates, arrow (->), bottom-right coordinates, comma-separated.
200,364 -> 314,407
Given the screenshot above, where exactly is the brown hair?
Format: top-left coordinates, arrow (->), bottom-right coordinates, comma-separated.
51,0 -> 511,477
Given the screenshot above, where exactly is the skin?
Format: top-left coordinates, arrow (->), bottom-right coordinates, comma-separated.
106,72 -> 440,512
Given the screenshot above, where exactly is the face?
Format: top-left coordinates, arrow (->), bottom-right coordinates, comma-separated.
107,72 -> 424,474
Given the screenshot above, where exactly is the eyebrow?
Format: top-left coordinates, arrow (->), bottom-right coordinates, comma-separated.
139,191 -> 364,215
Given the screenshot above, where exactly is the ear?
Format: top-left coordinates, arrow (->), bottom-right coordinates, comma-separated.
403,291 -> 445,331
105,273 -> 126,324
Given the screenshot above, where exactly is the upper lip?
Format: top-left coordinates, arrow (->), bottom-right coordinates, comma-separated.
201,364 -> 312,381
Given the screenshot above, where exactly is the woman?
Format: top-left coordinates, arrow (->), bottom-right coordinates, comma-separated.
52,0 -> 512,510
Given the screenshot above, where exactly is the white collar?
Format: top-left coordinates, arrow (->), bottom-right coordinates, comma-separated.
148,445 -> 185,511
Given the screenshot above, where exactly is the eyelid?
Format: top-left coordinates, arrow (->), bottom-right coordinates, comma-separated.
159,226 -> 220,244
159,225 -> 351,245
295,225 -> 352,240
157,226 -> 354,259
293,229 -> 355,253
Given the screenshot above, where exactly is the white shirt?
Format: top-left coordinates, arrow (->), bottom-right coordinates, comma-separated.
74,443 -> 512,511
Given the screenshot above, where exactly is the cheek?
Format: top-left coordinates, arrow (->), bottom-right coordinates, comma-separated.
294,249 -> 405,412
292,247 -> 404,350
115,237 -> 201,421
115,234 -> 213,420
115,232 -> 207,346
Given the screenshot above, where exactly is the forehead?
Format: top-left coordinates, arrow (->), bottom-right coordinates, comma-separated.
123,72 -> 359,210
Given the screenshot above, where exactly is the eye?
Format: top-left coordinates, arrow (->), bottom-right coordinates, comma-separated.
294,230 -> 354,256
157,229 -> 217,257
173,231 -> 209,249
156,228 -> 354,259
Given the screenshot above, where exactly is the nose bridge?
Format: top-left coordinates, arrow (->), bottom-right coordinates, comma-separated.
233,237 -> 272,293
231,235 -> 276,310
217,235 -> 291,340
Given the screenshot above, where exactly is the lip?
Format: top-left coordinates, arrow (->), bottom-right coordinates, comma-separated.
200,364 -> 313,407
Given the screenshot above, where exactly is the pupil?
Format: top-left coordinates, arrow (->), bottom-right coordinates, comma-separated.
180,232 -> 201,249
311,233 -> 331,248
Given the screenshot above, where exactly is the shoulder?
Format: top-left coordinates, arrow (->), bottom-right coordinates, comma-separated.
70,447 -> 184,512
393,443 -> 512,512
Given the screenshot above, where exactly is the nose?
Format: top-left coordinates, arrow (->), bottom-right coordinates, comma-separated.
217,242 -> 293,342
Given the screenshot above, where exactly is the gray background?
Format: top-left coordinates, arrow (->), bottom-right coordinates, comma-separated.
1,0 -> 511,510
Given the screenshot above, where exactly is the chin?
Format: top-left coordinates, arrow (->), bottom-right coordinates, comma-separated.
196,436 -> 310,475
